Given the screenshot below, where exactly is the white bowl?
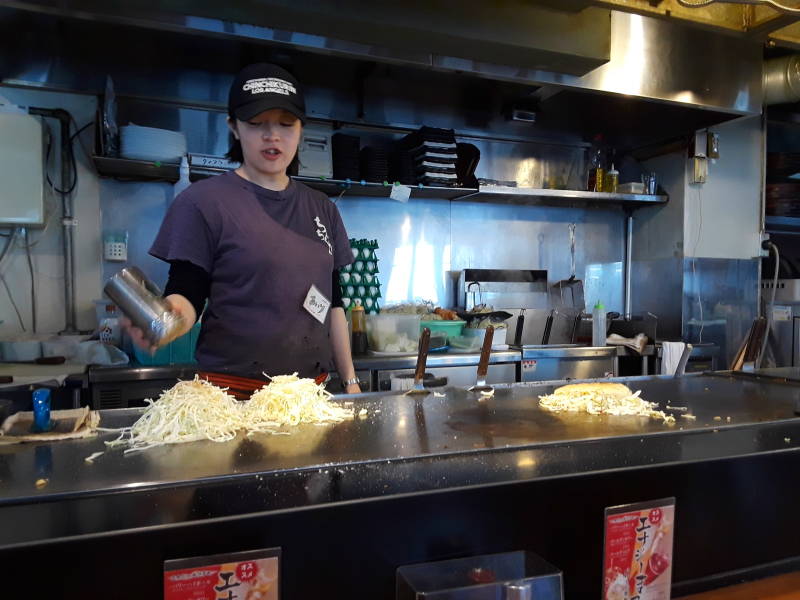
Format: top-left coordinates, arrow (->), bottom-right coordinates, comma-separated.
462,327 -> 507,347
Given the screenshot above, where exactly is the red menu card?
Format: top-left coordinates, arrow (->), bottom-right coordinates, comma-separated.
603,498 -> 675,600
165,548 -> 280,600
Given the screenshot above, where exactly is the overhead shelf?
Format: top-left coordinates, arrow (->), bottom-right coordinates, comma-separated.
457,185 -> 668,207
92,156 -> 473,199
92,156 -> 668,207
765,215 -> 800,233
292,176 -> 474,200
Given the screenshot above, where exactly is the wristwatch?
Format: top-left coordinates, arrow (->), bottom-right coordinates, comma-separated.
342,377 -> 360,387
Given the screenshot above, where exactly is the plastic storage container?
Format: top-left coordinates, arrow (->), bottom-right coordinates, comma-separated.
462,326 -> 508,347
420,320 -> 466,343
132,322 -> 201,365
396,550 -> 563,600
0,339 -> 42,362
366,314 -> 421,353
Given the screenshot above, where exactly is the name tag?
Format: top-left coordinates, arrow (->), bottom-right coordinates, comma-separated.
303,284 -> 331,324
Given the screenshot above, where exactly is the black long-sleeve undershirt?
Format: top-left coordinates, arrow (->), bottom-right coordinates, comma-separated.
163,260 -> 344,318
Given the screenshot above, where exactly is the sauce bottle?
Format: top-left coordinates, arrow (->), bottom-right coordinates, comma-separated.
351,301 -> 368,355
605,164 -> 619,193
586,135 -> 605,192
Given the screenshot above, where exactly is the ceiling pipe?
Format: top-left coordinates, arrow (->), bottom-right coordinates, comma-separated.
764,55 -> 800,104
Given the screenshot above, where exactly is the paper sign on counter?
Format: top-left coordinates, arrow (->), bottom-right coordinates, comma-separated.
165,547 -> 279,600
603,498 -> 675,600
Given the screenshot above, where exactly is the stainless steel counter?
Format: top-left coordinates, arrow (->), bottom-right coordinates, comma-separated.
87,351 -> 522,384
352,350 -> 521,371
87,345 -> 718,384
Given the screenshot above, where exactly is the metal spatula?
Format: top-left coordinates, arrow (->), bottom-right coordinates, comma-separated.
469,326 -> 495,393
550,223 -> 585,311
405,327 -> 431,396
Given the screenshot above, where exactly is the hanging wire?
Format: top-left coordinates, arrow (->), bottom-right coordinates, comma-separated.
0,229 -> 26,331
24,228 -> 37,333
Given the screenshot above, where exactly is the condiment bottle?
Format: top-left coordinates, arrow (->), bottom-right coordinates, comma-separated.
351,301 -> 368,355
586,134 -> 605,192
605,164 -> 619,193
592,300 -> 607,347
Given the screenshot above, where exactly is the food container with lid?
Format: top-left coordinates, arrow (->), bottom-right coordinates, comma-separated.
419,319 -> 466,344
462,326 -> 508,348
396,550 -> 563,599
366,314 -> 421,353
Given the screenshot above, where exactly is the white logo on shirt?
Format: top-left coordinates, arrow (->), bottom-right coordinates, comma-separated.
314,216 -> 332,255
242,77 -> 296,97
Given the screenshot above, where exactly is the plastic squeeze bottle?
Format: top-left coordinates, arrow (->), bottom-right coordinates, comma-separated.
592,300 -> 607,347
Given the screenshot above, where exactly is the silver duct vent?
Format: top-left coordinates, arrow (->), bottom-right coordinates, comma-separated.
764,55 -> 800,105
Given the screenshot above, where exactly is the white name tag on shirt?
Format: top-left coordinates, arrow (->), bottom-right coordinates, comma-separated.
303,284 -> 331,324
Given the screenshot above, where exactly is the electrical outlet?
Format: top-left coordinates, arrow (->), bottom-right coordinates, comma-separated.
103,230 -> 128,262
760,232 -> 771,257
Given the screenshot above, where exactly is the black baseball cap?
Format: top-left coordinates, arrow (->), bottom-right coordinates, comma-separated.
228,63 -> 306,123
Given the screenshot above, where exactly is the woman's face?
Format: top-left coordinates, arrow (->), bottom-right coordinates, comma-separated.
229,109 -> 302,176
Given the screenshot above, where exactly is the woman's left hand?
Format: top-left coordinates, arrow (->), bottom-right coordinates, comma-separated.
345,383 -> 362,394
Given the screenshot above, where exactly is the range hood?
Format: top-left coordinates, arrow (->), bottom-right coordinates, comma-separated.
3,0 -> 612,76
0,2 -> 763,153
3,0 -> 761,116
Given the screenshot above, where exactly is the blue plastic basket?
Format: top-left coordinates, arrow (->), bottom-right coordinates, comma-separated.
132,322 -> 201,366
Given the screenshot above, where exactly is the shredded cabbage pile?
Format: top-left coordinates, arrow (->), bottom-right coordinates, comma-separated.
106,374 -> 356,453
107,377 -> 244,453
243,373 -> 355,434
538,384 -> 675,424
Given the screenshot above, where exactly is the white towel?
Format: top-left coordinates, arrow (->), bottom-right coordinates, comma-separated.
661,341 -> 686,375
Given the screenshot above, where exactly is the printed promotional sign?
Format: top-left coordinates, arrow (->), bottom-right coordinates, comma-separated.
603,498 -> 675,600
164,548 -> 280,600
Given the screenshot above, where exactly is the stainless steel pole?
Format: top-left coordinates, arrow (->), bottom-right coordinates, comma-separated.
624,212 -> 633,320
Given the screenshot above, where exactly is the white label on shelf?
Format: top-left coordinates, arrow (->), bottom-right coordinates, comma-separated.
389,184 -> 411,203
773,306 -> 792,322
188,154 -> 240,170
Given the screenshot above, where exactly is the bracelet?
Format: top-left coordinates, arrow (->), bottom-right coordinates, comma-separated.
342,377 -> 360,387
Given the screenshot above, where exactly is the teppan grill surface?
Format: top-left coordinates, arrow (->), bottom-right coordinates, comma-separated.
2,373 -> 800,598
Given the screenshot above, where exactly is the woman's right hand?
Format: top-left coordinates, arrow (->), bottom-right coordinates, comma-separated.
121,294 -> 197,355
121,316 -> 160,355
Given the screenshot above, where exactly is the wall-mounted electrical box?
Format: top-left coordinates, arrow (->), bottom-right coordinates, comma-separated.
0,113 -> 45,226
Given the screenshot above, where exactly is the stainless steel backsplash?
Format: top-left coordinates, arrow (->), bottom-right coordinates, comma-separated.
102,180 -> 627,313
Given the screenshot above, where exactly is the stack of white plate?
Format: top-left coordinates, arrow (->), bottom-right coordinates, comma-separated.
120,124 -> 187,163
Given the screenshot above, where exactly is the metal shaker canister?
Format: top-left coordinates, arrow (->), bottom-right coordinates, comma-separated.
103,267 -> 184,346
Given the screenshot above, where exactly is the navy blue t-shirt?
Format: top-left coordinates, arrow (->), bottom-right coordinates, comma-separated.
150,171 -> 352,377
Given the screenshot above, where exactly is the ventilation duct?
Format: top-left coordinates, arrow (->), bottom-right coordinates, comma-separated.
764,55 -> 800,105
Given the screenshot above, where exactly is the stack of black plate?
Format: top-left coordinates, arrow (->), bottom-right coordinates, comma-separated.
332,133 -> 361,181
389,148 -> 417,185
360,146 -> 390,183
397,126 -> 459,187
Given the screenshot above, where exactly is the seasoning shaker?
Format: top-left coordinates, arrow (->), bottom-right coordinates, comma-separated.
103,266 -> 184,346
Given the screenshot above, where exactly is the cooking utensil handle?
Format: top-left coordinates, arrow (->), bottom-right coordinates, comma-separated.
542,311 -> 554,345
674,343 -> 694,377
477,326 -> 494,378
514,309 -> 525,346
569,223 -> 576,278
569,314 -> 581,344
415,328 -> 431,383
